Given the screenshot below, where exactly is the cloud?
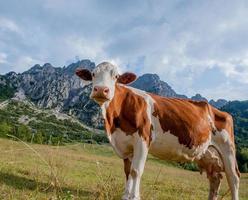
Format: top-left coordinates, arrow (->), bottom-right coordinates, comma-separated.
0,0 -> 248,100
0,52 -> 8,64
200,81 -> 248,101
0,17 -> 22,34
64,36 -> 105,63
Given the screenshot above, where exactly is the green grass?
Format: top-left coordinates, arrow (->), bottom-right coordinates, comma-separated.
0,138 -> 247,200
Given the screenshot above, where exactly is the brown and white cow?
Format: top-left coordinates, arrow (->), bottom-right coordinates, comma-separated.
76,62 -> 240,200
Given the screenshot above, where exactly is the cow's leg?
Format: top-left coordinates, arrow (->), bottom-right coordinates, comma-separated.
221,148 -> 240,200
208,172 -> 222,200
122,158 -> 132,200
129,137 -> 148,200
213,132 -> 240,200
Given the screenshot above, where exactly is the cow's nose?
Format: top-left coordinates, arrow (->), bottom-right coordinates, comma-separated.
93,86 -> 110,97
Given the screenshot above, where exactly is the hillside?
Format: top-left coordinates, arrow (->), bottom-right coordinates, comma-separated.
0,99 -> 106,145
0,138 -> 247,200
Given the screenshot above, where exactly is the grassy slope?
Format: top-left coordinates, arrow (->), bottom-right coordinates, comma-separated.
0,139 -> 247,200
0,100 -> 106,145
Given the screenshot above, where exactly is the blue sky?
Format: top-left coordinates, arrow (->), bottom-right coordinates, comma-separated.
0,0 -> 248,100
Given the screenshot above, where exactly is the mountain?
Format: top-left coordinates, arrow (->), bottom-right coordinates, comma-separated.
209,99 -> 228,109
130,74 -> 227,108
131,73 -> 187,98
191,94 -> 208,102
0,99 -> 106,145
0,59 -> 229,128
1,60 -> 104,128
0,72 -> 18,101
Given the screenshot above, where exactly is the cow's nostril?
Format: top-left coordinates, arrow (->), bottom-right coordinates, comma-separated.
103,88 -> 109,94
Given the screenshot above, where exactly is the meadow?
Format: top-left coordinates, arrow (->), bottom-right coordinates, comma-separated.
0,138 -> 247,200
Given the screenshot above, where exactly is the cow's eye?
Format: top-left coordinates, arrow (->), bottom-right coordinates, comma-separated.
92,73 -> 95,77
115,75 -> 119,79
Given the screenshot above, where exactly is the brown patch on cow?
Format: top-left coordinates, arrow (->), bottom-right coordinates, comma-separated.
104,85 -> 152,145
211,106 -> 235,143
150,94 -> 211,148
130,168 -> 138,178
123,158 -> 131,181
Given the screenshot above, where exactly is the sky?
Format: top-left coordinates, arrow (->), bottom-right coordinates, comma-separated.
0,0 -> 248,100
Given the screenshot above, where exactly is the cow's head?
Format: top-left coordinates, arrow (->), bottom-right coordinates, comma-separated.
76,62 -> 136,105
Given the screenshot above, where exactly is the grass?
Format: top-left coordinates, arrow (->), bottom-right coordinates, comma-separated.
0,138 -> 247,200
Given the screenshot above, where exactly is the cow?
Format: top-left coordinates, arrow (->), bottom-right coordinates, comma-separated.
76,62 -> 240,200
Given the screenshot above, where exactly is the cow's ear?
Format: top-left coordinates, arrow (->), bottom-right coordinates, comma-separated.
75,69 -> 92,81
117,72 -> 137,85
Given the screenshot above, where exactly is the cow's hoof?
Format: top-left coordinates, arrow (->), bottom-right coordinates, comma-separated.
121,194 -> 130,200
130,196 -> 140,200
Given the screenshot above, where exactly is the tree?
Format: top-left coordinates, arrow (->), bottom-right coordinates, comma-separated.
17,124 -> 32,142
0,122 -> 12,137
34,130 -> 44,144
237,148 -> 248,173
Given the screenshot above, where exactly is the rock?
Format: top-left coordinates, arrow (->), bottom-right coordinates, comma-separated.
12,88 -> 26,101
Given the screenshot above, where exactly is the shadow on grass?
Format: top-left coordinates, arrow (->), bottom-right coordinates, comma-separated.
0,171 -> 91,197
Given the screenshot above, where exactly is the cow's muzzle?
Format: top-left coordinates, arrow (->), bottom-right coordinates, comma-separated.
91,86 -> 110,105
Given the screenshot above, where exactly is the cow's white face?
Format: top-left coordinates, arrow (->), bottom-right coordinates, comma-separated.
76,62 -> 136,105
91,62 -> 119,104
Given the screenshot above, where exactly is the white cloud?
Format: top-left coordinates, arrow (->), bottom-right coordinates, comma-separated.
13,56 -> 43,72
200,82 -> 248,101
0,52 -> 8,64
64,36 -> 106,62
0,17 -> 22,34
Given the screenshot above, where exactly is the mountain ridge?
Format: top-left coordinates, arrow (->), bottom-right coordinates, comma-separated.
0,59 -> 230,127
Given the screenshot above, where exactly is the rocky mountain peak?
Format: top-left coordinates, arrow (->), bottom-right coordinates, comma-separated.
209,99 -> 228,108
131,73 -> 186,98
42,63 -> 56,74
26,64 -> 42,73
43,63 -> 53,67
191,93 -> 208,102
64,60 -> 95,75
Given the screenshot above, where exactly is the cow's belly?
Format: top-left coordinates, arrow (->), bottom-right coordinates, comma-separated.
107,128 -> 211,162
108,128 -> 134,159
149,131 -> 211,162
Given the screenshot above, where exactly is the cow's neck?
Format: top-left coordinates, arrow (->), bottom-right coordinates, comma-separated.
101,84 -> 127,134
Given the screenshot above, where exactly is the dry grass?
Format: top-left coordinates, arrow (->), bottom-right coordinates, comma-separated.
0,138 -> 247,200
